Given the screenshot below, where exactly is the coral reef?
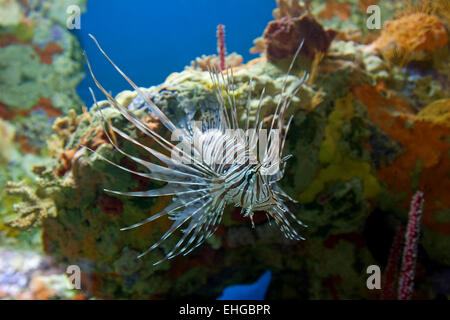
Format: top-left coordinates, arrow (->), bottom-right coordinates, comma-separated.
416,99 -> 450,127
432,0 -> 450,26
0,0 -> 86,261
272,0 -> 310,19
186,53 -> 243,72
0,118 -> 17,164
0,0 -> 86,116
16,32 -> 449,298
186,23 -> 243,72
309,0 -> 402,43
2,0 -> 449,300
317,0 -> 352,21
372,12 -> 448,66
264,14 -> 337,61
5,181 -> 57,229
251,10 -> 337,64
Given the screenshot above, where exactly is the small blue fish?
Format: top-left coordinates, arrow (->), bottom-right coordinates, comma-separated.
217,270 -> 272,300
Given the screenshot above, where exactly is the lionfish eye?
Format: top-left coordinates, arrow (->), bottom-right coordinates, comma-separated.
222,164 -> 231,173
246,170 -> 255,182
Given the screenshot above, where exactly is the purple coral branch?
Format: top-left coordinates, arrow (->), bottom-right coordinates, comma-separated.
398,191 -> 424,300
381,225 -> 405,300
216,24 -> 226,71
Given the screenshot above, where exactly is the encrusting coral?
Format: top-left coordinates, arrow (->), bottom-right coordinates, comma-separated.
5,181 -> 57,229
250,0 -> 336,64
186,53 -> 243,71
263,14 -> 337,61
372,3 -> 448,66
0,0 -> 87,256
272,0 -> 311,19
0,0 -> 86,116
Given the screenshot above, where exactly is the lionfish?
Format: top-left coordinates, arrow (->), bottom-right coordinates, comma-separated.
84,34 -> 308,265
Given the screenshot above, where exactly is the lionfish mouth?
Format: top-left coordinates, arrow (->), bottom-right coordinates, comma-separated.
83,34 -> 308,265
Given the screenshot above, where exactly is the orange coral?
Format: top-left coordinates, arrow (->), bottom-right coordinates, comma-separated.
318,0 -> 352,21
431,0 -> 450,26
56,126 -> 108,177
0,97 -> 61,120
28,278 -> 56,300
0,34 -> 63,64
272,0 -> 308,19
187,53 -> 243,71
335,29 -> 362,42
79,126 -> 109,150
0,101 -> 28,120
307,50 -> 325,85
56,125 -> 109,177
357,0 -> 380,12
34,97 -> 62,117
33,42 -> 63,64
353,83 -> 450,235
15,134 -> 39,154
416,99 -> 450,127
56,148 -> 77,177
0,34 -> 26,47
372,12 -> 448,65
400,0 -> 435,18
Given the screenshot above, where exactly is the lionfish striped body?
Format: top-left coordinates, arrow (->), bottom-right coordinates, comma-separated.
85,35 -> 307,265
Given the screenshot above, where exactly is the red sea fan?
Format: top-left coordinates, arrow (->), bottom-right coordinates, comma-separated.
398,191 -> 425,300
381,225 -> 405,300
216,24 -> 226,71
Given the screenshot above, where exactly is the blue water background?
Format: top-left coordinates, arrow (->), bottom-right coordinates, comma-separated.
74,0 -> 276,106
